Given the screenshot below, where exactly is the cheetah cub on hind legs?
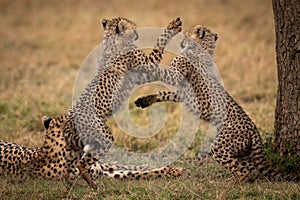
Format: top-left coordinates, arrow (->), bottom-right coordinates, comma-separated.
42,17 -> 183,189
135,25 -> 298,183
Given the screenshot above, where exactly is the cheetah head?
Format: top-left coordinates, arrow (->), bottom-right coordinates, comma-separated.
181,25 -> 218,56
41,115 -> 69,154
101,17 -> 138,43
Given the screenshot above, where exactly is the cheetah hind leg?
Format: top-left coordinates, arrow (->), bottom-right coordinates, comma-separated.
239,155 -> 260,182
76,156 -> 98,189
211,148 -> 251,183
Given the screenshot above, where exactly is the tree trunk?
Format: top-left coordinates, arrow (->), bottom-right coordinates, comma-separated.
272,0 -> 300,155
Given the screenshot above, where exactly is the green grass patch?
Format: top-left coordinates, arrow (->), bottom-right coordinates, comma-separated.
263,134 -> 300,178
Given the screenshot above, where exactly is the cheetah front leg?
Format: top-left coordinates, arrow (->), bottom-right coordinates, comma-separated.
147,17 -> 182,65
135,56 -> 193,108
135,91 -> 180,108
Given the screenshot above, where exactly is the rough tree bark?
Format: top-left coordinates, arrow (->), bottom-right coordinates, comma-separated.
272,0 -> 300,155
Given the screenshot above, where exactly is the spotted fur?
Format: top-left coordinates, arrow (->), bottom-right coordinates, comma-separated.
42,17 -> 182,189
0,115 -> 183,186
135,25 -> 297,183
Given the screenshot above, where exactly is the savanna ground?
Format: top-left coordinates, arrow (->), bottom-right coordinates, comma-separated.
0,0 -> 299,199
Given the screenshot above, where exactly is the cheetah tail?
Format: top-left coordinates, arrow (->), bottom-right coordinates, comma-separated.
251,137 -> 299,182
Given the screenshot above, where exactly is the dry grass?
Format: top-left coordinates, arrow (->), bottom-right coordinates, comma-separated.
0,0 -> 276,141
0,0 -> 299,199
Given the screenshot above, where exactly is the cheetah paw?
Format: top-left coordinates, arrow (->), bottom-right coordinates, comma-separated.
167,17 -> 182,33
135,97 -> 151,108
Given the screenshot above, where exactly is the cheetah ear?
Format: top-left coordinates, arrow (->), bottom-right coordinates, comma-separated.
115,24 -> 120,34
214,33 -> 219,41
193,25 -> 205,39
199,28 -> 206,39
102,18 -> 108,29
42,116 -> 52,130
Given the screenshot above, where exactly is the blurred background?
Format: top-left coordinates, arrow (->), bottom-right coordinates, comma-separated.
0,0 -> 276,147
